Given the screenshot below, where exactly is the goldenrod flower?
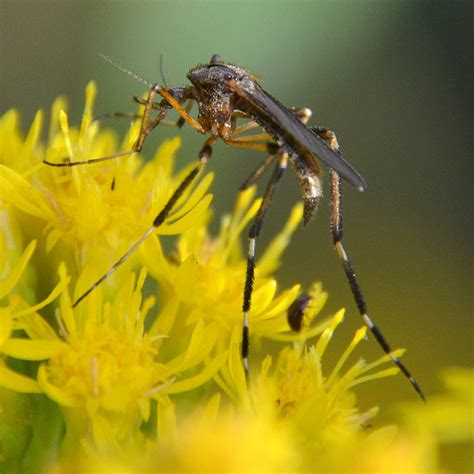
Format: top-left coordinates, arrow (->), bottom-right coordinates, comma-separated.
0,240 -> 69,394
0,82 -> 212,300
1,84 -> 470,473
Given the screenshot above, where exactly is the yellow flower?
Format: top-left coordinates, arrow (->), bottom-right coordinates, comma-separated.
0,240 -> 69,394
0,82 -> 212,300
53,323 -> 417,473
142,188 -> 336,406
2,83 -> 470,473
38,267 -> 172,453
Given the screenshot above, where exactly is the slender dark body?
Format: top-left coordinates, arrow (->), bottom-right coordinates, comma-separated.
44,54 -> 424,401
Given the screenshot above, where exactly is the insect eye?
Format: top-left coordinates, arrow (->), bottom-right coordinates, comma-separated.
224,73 -> 233,81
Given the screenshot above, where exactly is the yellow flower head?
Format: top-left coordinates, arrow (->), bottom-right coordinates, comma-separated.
37,267 -> 174,452
0,82 -> 212,297
2,83 -> 469,473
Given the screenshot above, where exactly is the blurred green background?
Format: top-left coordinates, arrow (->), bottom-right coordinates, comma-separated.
1,1 -> 472,410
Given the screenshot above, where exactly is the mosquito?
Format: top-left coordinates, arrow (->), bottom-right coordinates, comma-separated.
44,54 -> 425,401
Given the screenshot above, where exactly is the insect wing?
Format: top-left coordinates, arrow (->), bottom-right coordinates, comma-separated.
234,81 -> 367,191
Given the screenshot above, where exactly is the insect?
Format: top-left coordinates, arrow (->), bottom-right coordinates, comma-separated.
44,54 -> 425,401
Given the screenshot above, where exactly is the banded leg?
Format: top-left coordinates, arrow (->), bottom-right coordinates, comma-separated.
316,127 -> 425,401
72,136 -> 216,307
241,152 -> 289,375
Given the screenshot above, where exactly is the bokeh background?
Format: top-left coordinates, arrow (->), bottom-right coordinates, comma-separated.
1,0 -> 472,415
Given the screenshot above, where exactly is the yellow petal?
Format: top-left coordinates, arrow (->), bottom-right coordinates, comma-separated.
59,110 -> 74,159
200,393 -> 221,426
37,364 -> 81,407
349,367 -> 401,388
16,310 -> 59,341
20,109 -> 43,164
0,308 -> 13,346
174,256 -> 199,303
48,95 -> 68,144
45,228 -> 62,253
156,395 -> 177,443
160,194 -> 213,235
315,309 -> 345,358
166,352 -> 227,394
258,202 -> 303,276
151,137 -> 181,177
15,269 -> 69,319
168,172 -> 214,222
250,279 -> 277,316
327,326 -> 368,387
0,362 -> 41,393
141,234 -> 175,284
0,166 -> 54,220
1,338 -> 67,360
0,240 -> 36,299
253,284 -> 300,321
79,81 -> 97,143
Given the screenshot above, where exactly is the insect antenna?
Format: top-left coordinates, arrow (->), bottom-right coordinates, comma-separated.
159,53 -> 168,88
97,52 -> 154,88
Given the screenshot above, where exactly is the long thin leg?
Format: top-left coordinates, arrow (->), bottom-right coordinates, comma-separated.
233,107 -> 311,137
72,136 -> 216,307
230,133 -> 272,143
93,111 -> 141,122
233,120 -> 261,136
240,153 -> 278,190
44,84 -> 165,167
316,127 -> 425,401
241,152 -> 289,375
93,111 -> 185,129
223,137 -> 274,153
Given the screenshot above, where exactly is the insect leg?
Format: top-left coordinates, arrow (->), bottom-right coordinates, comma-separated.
72,136 -> 216,307
230,105 -> 312,143
291,107 -> 313,125
134,96 -> 193,128
44,84 -> 166,167
231,107 -> 311,137
92,111 -> 184,129
242,152 -> 289,375
229,134 -> 273,143
240,153 -> 278,190
93,111 -> 142,123
223,137 -> 274,153
314,127 -> 425,401
233,120 -> 261,136
158,88 -> 205,133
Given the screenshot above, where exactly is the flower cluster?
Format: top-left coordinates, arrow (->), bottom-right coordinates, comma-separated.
1,83 -> 471,472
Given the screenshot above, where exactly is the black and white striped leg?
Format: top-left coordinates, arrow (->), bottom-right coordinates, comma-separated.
241,152 -> 289,375
72,137 -> 215,307
329,168 -> 425,401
